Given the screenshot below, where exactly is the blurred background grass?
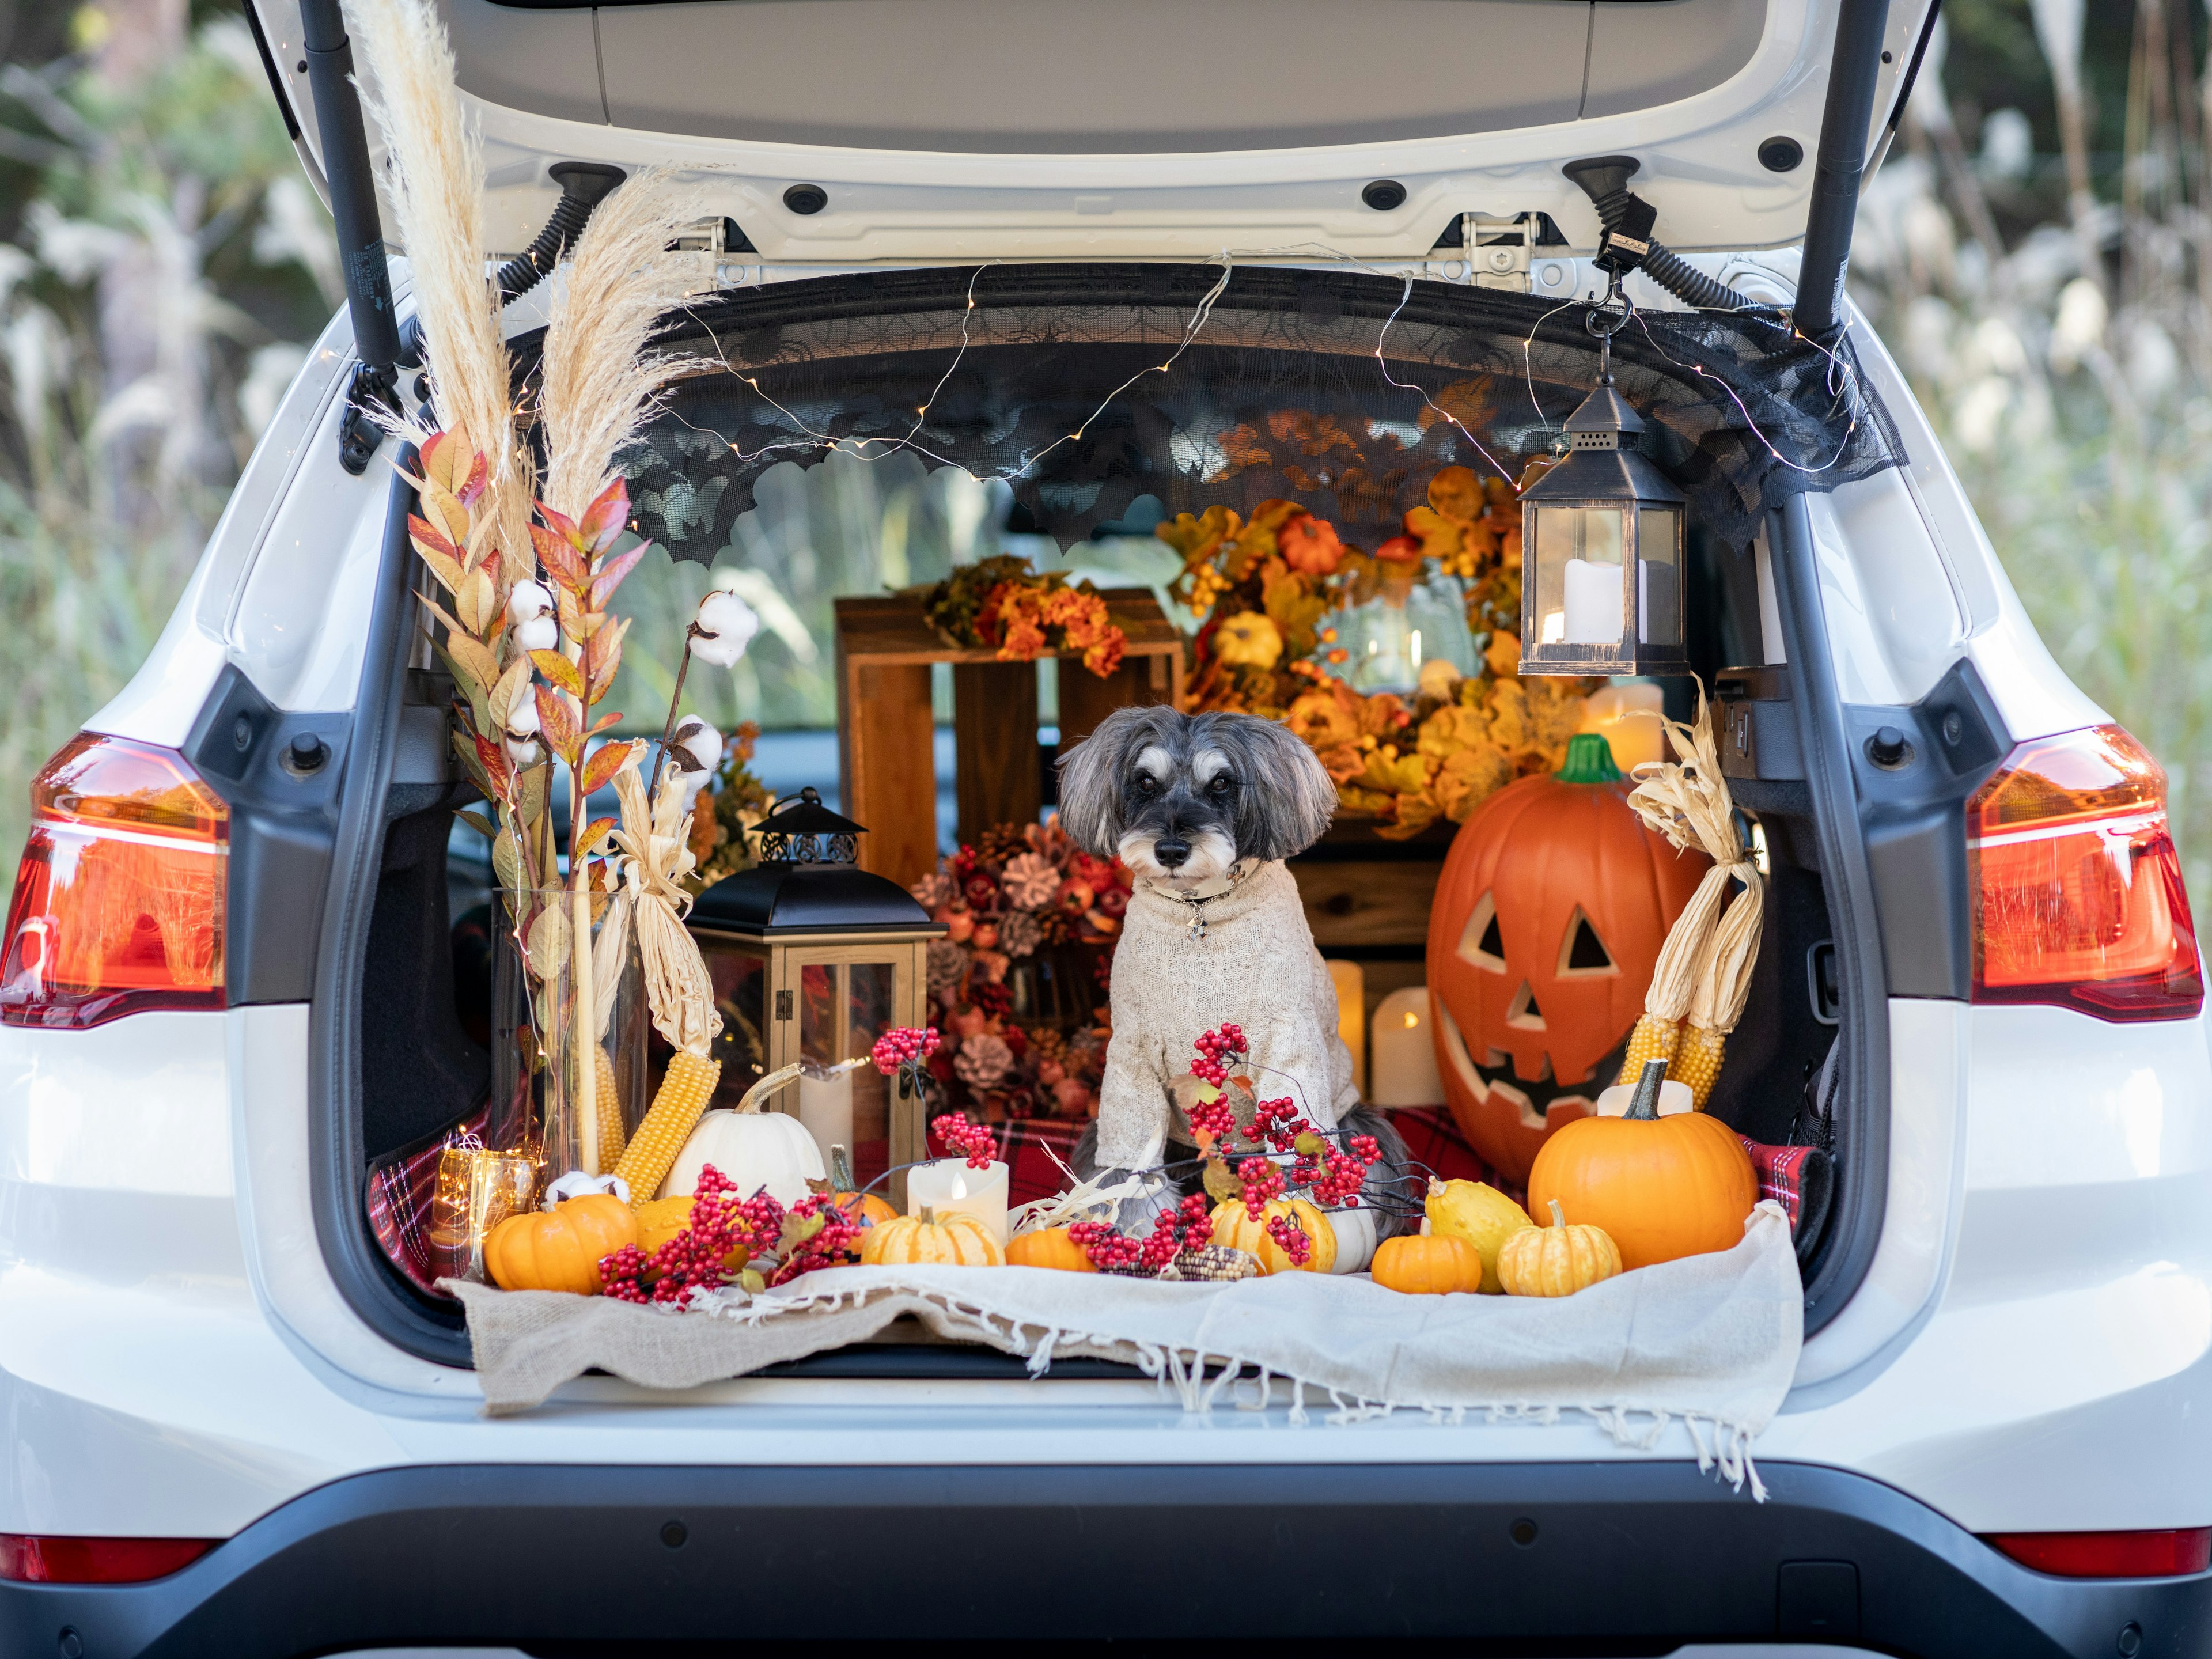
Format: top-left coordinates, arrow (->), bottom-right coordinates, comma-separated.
0,0 -> 2204,891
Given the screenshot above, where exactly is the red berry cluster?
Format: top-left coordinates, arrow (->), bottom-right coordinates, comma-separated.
1185,1093 -> 1236,1142
1267,1213 -> 1313,1266
767,1193 -> 865,1287
1067,1219 -> 1143,1270
1251,1095 -> 1305,1152
601,1164 -> 782,1305
1236,1155 -> 1286,1220
1191,1024 -> 1247,1086
971,980 -> 1013,1020
872,1026 -> 941,1076
930,1111 -> 999,1170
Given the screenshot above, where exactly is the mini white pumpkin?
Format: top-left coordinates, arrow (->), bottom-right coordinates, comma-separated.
1324,1205 -> 1377,1275
660,1065 -> 823,1204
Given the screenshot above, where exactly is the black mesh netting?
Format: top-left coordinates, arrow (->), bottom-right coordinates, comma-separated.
512,264 -> 1899,563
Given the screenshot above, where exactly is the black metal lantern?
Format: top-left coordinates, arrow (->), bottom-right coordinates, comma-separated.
688,788 -> 944,1196
1518,370 -> 1688,677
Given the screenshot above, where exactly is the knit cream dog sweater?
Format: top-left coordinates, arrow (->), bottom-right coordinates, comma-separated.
1095,859 -> 1357,1170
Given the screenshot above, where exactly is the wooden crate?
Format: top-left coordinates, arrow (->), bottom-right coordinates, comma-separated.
834,590 -> 1184,890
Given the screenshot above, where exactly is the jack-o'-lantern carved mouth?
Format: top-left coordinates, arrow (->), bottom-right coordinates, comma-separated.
1435,1002 -> 1631,1133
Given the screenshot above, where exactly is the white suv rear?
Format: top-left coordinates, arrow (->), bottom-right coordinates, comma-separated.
0,2 -> 2206,1655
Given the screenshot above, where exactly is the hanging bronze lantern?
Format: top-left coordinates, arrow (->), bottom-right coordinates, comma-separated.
1518,372 -> 1688,678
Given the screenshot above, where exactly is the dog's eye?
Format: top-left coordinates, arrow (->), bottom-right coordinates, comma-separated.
1207,774 -> 1236,795
1135,774 -> 1159,796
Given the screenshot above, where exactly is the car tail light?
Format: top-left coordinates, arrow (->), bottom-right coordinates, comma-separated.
0,1533 -> 217,1583
0,733 -> 227,1030
1968,724 -> 2203,1021
1986,1528 -> 2212,1578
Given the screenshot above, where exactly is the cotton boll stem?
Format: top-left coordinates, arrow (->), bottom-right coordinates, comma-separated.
646,622 -> 701,800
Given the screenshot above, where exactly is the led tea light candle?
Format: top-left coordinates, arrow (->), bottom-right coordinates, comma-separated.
1325,959 -> 1367,1098
906,1158 -> 1010,1245
1561,557 -> 1623,644
1580,681 -> 1666,773
1370,986 -> 1445,1107
797,1058 -> 862,1168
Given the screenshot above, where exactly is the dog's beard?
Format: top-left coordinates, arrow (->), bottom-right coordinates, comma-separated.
1118,825 -> 1238,887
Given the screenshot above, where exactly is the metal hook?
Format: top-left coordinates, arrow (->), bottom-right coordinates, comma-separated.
1585,271 -> 1634,381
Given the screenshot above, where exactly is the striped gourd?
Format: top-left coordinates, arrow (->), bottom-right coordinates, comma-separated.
611,1051 -> 720,1206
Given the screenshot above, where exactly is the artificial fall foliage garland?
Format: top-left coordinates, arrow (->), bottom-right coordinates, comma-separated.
918,554 -> 1128,677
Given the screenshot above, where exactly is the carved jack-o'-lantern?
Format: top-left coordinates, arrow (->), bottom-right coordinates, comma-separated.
1426,733 -> 1706,1182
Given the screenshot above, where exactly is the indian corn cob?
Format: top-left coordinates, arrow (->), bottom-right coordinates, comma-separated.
611,1050 -> 720,1206
593,1045 -> 626,1171
1671,1023 -> 1727,1109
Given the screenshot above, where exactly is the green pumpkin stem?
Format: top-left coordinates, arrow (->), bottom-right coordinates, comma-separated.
1555,730 -> 1624,785
919,1204 -> 936,1225
1626,1058 -> 1668,1120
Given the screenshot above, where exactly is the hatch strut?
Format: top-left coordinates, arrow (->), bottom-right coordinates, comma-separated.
1794,0 -> 1896,342
299,0 -> 403,474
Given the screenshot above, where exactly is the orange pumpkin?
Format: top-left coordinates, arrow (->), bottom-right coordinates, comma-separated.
484,1194 -> 637,1295
833,1191 -> 899,1226
1526,1071 -> 1757,1271
1005,1227 -> 1097,1272
1370,1233 -> 1486,1294
1427,733 -> 1706,1181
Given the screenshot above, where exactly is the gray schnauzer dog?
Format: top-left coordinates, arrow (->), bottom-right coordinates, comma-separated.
1055,706 -> 1414,1262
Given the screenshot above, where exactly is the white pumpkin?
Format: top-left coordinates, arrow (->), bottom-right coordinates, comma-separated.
1325,1205 -> 1377,1275
661,1107 -> 824,1205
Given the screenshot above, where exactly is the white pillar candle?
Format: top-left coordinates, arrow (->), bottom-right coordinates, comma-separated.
906,1158 -> 1010,1245
797,1066 -> 855,1169
1562,556 -> 1624,644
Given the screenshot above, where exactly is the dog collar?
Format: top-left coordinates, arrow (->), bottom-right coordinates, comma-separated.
1160,859 -> 1256,941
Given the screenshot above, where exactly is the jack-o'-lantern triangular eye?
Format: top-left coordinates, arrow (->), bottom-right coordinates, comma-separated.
1556,906 -> 1618,978
1458,892 -> 1506,970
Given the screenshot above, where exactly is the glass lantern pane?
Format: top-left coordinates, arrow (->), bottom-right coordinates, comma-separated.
797,963 -> 839,1066
700,941 -> 769,1105
1636,506 -> 1684,646
848,964 -> 896,1188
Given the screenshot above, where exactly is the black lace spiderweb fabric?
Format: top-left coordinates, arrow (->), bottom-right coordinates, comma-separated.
530,264 -> 1899,566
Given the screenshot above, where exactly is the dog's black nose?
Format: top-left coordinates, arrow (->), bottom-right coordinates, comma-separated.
1154,836 -> 1191,868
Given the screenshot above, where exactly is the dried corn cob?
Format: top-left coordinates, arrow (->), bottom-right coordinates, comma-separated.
1671,1023 -> 1726,1109
594,1045 -> 626,1171
612,1050 -> 720,1206
1616,1013 -> 1682,1089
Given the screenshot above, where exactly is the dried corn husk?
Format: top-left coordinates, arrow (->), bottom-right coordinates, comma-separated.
1619,685 -> 1763,1099
611,756 -> 721,1058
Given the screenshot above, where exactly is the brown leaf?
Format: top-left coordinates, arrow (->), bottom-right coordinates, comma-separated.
529,522 -> 591,596
589,543 -> 646,611
579,478 -> 629,556
574,815 -> 619,857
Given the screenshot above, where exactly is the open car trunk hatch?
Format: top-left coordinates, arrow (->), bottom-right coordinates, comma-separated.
252,0 -> 1936,262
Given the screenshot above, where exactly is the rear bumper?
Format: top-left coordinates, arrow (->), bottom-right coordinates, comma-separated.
7,1461 -> 2206,1659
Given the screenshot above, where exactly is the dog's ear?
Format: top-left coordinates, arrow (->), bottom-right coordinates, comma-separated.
1056,706 -> 1143,857
1225,715 -> 1338,861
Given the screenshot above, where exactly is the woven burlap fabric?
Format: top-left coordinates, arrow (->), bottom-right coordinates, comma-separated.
450,1202 -> 1801,1491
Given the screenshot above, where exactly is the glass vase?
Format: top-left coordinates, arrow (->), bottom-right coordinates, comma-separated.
490,884 -> 647,1187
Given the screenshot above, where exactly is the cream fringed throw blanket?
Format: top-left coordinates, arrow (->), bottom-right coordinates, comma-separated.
447,1202 -> 1803,1497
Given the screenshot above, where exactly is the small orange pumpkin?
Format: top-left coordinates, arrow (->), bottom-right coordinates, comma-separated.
1527,1063 -> 1757,1270
832,1191 -> 899,1226
1371,1233 -> 1486,1295
1006,1227 -> 1098,1273
484,1193 -> 637,1295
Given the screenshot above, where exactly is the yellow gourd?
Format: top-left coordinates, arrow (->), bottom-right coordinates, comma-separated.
1423,1179 -> 1533,1294
1497,1199 -> 1622,1297
632,1196 -> 748,1271
1371,1233 -> 1486,1295
484,1194 -> 637,1296
1209,1195 -> 1338,1276
859,1207 -> 1004,1267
